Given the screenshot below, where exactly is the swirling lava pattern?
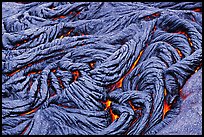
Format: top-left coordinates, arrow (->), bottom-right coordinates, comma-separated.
2,2 -> 202,135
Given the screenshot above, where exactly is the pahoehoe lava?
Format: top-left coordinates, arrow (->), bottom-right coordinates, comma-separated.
2,2 -> 202,135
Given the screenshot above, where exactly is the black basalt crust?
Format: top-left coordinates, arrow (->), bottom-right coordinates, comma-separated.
2,2 -> 202,135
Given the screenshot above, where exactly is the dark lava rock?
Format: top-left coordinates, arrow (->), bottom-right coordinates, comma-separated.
157,69 -> 202,135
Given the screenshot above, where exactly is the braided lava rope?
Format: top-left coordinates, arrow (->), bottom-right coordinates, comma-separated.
2,2 -> 202,135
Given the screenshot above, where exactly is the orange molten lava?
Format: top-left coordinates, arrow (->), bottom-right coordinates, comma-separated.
16,43 -> 20,47
152,12 -> 160,17
177,31 -> 188,37
110,109 -> 119,121
76,11 -> 80,16
103,99 -> 111,110
128,101 -> 137,111
53,15 -> 66,20
27,71 -> 37,76
193,8 -> 202,12
60,16 -> 66,19
20,107 -> 39,116
60,35 -> 64,39
195,63 -> 202,72
89,62 -> 96,69
7,69 -> 20,77
164,88 -> 167,96
162,99 -> 171,119
51,69 -> 56,73
114,78 -> 124,88
66,29 -> 73,36
152,26 -> 156,33
188,37 -> 193,46
38,70 -> 42,74
111,50 -> 144,89
72,70 -> 80,81
177,31 -> 192,46
176,48 -> 183,57
101,100 -> 119,121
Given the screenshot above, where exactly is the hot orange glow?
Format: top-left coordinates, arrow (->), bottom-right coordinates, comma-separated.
60,35 -> 64,39
109,50 -> 144,90
59,16 -> 66,19
102,99 -> 112,110
195,68 -> 199,73
176,48 -> 183,57
163,88 -> 171,119
20,107 -> 39,116
130,50 -> 144,72
101,100 -> 119,121
144,12 -> 160,21
177,31 -> 188,37
53,17 -> 58,20
127,101 -> 143,128
27,71 -> 37,76
66,29 -> 73,36
38,70 -> 42,74
16,43 -> 20,47
7,59 -> 47,77
110,109 -> 119,121
144,16 -> 150,20
188,37 -> 193,46
162,99 -> 171,119
114,78 -> 124,88
51,69 -> 56,73
177,31 -> 192,46
152,26 -> 156,33
164,89 -> 167,96
195,63 -> 202,72
53,16 -> 66,20
69,12 -> 73,15
72,70 -> 80,81
76,11 -> 80,16
7,69 -> 20,77
128,101 -> 137,111
27,63 -> 32,67
152,12 -> 160,17
58,29 -> 73,39
89,62 -> 95,69
193,8 -> 202,12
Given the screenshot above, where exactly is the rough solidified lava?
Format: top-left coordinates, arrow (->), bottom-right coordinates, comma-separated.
2,2 -> 202,135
